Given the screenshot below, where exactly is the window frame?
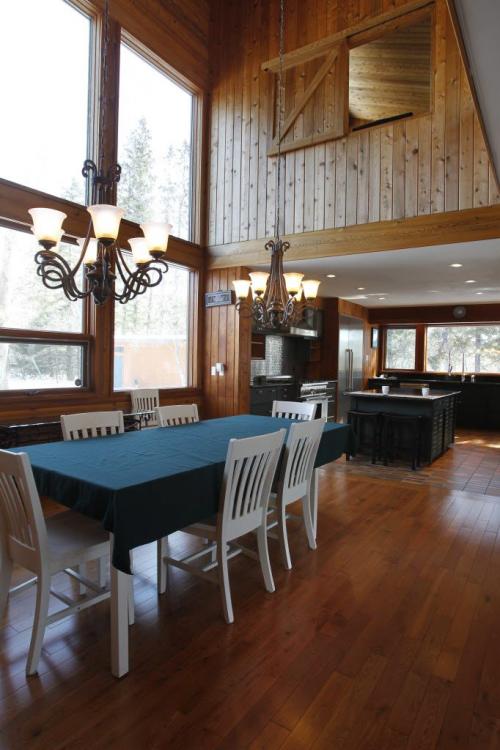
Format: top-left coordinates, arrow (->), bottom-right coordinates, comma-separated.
383,325 -> 418,372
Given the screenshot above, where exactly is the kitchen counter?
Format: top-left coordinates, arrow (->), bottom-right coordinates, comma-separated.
348,388 -> 461,401
348,389 -> 459,463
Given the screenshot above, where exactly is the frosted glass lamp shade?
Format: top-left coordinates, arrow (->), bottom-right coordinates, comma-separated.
249,271 -> 269,295
28,208 -> 66,245
87,204 -> 124,242
283,272 -> 304,295
233,279 -> 251,300
140,222 -> 172,253
128,237 -> 151,265
77,237 -> 98,265
302,279 -> 320,300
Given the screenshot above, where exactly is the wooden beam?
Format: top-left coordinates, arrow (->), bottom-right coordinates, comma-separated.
207,204 -> 500,268
0,178 -> 205,271
445,0 -> 500,191
261,0 -> 435,72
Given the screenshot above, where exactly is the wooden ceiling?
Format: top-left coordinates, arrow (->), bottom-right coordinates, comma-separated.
349,15 -> 432,126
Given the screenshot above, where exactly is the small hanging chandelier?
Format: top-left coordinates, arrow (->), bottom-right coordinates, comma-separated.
233,0 -> 320,329
28,0 -> 172,306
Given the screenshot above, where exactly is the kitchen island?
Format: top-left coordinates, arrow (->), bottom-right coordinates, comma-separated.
348,388 -> 461,463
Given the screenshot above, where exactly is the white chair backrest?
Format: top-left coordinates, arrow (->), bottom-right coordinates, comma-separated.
130,389 -> 159,426
0,450 -> 47,569
61,411 -> 125,441
272,400 -> 316,421
279,419 -> 324,505
155,404 -> 199,427
220,429 -> 286,541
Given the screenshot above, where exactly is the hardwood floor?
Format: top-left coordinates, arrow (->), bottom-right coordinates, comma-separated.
2,431 -> 500,749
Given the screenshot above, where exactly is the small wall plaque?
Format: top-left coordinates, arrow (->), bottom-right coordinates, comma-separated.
205,290 -> 234,308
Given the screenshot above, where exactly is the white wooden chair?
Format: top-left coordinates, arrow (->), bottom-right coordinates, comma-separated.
267,419 -> 324,570
272,400 -> 316,421
61,411 -> 124,441
155,404 -> 199,427
158,429 -> 286,623
60,410 -> 132,618
0,450 -> 111,675
130,388 -> 159,427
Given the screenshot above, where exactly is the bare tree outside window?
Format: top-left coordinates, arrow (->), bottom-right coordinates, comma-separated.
385,328 -> 416,370
427,326 -> 500,373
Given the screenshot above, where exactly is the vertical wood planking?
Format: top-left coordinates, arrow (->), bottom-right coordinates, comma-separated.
392,121 -> 406,219
405,118 -> 419,218
380,126 -> 393,222
368,128 -> 381,223
208,0 -> 498,248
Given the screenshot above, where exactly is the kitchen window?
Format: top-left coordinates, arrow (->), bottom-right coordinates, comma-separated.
426,325 -> 500,373
384,327 -> 417,370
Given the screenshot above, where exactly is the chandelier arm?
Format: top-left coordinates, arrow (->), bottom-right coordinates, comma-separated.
35,250 -> 90,302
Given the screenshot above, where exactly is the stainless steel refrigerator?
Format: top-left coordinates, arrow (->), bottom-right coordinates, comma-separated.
337,314 -> 364,423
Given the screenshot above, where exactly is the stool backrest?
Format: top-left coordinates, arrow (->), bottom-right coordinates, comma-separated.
0,450 -> 47,570
220,429 -> 286,542
61,411 -> 125,441
272,400 -> 316,421
155,404 -> 199,427
130,389 -> 160,426
279,419 -> 324,505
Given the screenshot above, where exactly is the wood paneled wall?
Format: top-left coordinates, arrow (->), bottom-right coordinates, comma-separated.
207,0 -> 500,250
203,268 -> 251,418
369,302 -> 500,325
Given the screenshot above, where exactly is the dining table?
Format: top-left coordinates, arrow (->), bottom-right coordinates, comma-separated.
14,414 -> 355,677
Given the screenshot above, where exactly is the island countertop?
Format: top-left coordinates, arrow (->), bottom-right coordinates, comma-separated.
346,388 -> 461,401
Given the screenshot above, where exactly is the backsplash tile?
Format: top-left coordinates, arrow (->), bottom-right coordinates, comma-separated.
251,336 -> 307,381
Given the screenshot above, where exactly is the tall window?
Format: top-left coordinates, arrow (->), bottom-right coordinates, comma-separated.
114,263 -> 190,390
118,40 -> 194,240
0,0 -> 91,201
427,325 -> 500,373
385,327 -> 416,370
0,227 -> 86,390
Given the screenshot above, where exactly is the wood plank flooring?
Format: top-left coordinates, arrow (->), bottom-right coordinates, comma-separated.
2,431 -> 500,749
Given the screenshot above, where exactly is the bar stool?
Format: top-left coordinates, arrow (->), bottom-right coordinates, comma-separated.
347,410 -> 383,464
382,413 -> 422,470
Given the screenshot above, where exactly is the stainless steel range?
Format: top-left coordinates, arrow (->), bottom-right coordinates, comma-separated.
299,380 -> 337,421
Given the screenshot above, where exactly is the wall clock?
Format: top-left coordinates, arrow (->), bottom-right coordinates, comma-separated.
452,305 -> 467,320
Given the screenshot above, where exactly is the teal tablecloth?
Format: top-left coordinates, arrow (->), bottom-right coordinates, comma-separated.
15,415 -> 354,573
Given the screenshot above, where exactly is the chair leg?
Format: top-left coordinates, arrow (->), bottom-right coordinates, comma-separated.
0,556 -> 13,618
128,551 -> 135,626
97,557 -> 106,589
217,542 -> 234,624
302,495 -> 317,551
256,526 -> 275,594
26,574 -> 51,676
277,502 -> 292,570
157,536 -> 168,595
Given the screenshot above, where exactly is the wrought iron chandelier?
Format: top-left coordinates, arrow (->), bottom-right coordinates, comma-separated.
28,0 -> 172,306
233,0 -> 320,329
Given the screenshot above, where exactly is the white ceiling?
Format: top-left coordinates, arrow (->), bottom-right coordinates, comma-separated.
254,239 -> 500,307
454,0 -> 500,181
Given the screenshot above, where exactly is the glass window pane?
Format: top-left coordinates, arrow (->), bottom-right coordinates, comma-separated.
385,328 -> 416,369
0,0 -> 90,201
118,42 -> 193,240
426,325 -> 500,373
0,227 -> 83,333
113,263 -> 190,389
0,342 -> 84,390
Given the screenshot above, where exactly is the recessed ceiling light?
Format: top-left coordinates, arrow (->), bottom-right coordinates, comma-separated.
378,297 -> 386,300
357,287 -> 365,290
326,274 -> 336,278
465,279 -> 476,283
476,291 -> 484,295
449,263 -> 463,268
428,290 -> 440,293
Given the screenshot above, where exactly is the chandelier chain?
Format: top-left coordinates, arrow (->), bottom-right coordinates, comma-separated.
98,0 -> 111,182
275,0 -> 285,241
